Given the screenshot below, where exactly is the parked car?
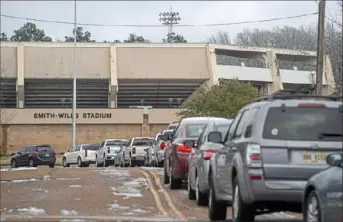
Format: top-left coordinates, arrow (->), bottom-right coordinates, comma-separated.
187,118 -> 233,206
162,117 -> 220,189
302,152 -> 342,222
206,94 -> 342,221
11,145 -> 56,168
123,137 -> 154,167
166,122 -> 179,130
62,144 -> 99,167
95,139 -> 128,167
148,129 -> 174,167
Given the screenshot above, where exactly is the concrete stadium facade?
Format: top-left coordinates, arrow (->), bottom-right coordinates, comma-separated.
0,42 -> 336,154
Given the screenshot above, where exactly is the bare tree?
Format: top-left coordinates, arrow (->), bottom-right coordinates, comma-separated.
208,31 -> 232,44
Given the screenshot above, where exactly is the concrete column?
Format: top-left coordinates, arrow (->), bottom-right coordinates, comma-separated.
109,45 -> 118,108
322,55 -> 336,95
263,50 -> 283,95
16,43 -> 24,108
206,45 -> 218,86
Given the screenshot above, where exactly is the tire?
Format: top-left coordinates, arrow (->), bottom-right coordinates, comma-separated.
62,157 -> 70,168
187,173 -> 196,200
11,159 -> 17,168
95,156 -> 103,167
303,190 -> 321,222
232,177 -> 255,222
29,158 -> 37,168
169,165 -> 182,189
49,164 -> 55,168
77,157 -> 83,167
104,159 -> 109,167
84,163 -> 90,167
130,159 -> 136,167
195,175 -> 208,206
208,174 -> 227,221
164,162 -> 170,184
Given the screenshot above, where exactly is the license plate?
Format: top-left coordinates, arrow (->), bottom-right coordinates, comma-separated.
45,153 -> 50,157
302,152 -> 327,163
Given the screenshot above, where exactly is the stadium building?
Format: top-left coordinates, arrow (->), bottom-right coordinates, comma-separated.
0,42 -> 336,153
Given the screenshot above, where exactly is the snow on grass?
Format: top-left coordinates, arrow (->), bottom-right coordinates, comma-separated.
69,185 -> 82,188
60,209 -> 78,216
17,207 -> 45,216
0,167 -> 37,172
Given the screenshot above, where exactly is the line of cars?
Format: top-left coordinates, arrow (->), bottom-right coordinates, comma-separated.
157,94 -> 342,222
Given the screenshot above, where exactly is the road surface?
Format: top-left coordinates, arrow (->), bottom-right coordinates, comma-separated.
0,165 -> 303,221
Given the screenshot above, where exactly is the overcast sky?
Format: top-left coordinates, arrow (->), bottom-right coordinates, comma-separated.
0,1 -> 340,43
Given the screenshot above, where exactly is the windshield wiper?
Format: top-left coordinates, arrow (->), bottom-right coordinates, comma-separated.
318,133 -> 343,139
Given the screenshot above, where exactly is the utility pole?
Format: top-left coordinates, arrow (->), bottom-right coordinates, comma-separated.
315,0 -> 326,95
159,7 -> 181,42
72,0 -> 77,150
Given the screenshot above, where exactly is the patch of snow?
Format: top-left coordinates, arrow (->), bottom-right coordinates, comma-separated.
97,168 -> 130,177
122,212 -> 136,215
5,178 -> 37,183
110,177 -> 148,198
108,203 -> 130,210
57,178 -> 80,181
69,185 -> 82,188
0,167 -> 37,172
111,187 -> 143,198
17,207 -> 45,216
60,209 -> 78,216
133,208 -> 148,213
60,220 -> 85,222
32,188 -> 49,193
74,198 -> 81,201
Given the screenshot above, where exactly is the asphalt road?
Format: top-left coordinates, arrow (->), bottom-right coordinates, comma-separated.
0,165 -> 303,222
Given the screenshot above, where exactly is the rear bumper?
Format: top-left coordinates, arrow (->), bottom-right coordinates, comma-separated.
171,153 -> 189,180
35,157 -> 56,165
157,150 -> 165,162
83,156 -> 95,163
131,154 -> 145,161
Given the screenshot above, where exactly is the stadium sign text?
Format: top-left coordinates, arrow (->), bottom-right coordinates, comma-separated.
33,112 -> 112,119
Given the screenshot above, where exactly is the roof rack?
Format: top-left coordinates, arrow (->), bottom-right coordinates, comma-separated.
254,94 -> 343,102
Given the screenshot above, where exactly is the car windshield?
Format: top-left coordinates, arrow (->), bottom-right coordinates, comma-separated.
107,140 -> 128,146
186,124 -> 207,138
83,144 -> 99,151
37,146 -> 53,152
263,107 -> 342,141
132,139 -> 154,146
168,125 -> 177,130
215,124 -> 231,137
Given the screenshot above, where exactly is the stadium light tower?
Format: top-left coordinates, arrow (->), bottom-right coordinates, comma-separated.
159,7 -> 181,36
72,0 -> 77,150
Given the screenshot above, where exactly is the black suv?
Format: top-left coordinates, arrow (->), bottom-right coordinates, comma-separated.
11,145 -> 56,168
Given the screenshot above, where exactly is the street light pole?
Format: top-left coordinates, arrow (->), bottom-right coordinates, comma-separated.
159,7 -> 181,41
72,0 -> 77,149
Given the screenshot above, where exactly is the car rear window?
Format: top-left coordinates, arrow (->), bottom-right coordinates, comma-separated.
132,139 -> 154,146
215,124 -> 231,138
186,124 -> 207,138
107,140 -> 128,146
263,107 -> 342,141
37,146 -> 53,152
83,144 -> 99,150
168,125 -> 178,130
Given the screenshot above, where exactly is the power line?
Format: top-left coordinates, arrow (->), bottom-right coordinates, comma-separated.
1,12 -> 318,28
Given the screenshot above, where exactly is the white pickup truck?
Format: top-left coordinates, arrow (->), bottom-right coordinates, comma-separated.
95,139 -> 128,167
62,144 -> 99,167
123,137 -> 154,167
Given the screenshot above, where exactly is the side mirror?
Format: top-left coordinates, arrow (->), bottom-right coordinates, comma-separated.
184,140 -> 195,148
208,131 -> 222,143
160,134 -> 169,141
326,153 -> 342,166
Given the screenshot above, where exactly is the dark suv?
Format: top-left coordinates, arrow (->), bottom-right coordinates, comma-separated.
11,145 -> 56,168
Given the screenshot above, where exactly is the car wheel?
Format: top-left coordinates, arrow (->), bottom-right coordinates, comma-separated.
104,157 -> 109,167
95,155 -> 101,167
195,175 -> 208,206
187,173 -> 196,200
232,177 -> 255,222
129,158 -> 136,167
304,190 -> 321,222
169,165 -> 182,189
29,158 -> 37,168
11,159 -> 17,168
208,173 -> 227,221
49,164 -> 55,168
77,157 -> 83,167
62,157 -> 70,168
163,162 -> 170,184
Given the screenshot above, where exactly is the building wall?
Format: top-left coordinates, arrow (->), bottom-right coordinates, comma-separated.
0,46 -> 17,78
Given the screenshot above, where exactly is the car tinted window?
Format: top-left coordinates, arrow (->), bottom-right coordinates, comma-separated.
37,146 -> 53,152
83,144 -> 99,150
107,140 -> 128,146
132,139 -> 154,146
227,112 -> 244,140
234,110 -> 251,139
185,124 -> 207,138
263,107 -> 343,141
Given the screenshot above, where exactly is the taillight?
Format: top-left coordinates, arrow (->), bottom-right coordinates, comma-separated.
176,145 -> 192,153
297,103 -> 325,108
132,147 -> 136,154
203,149 -> 216,160
160,142 -> 166,150
246,143 -> 262,167
107,146 -> 110,153
34,152 -> 40,157
85,150 -> 88,157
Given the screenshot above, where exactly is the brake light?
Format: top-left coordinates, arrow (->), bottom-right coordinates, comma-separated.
160,142 -> 166,150
177,145 -> 192,153
246,143 -> 262,167
85,149 -> 88,157
249,175 -> 262,180
107,146 -> 110,153
35,152 -> 40,157
132,147 -> 136,154
298,103 -> 325,108
203,149 -> 216,160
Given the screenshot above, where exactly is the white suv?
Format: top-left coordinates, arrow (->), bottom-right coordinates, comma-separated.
62,144 -> 99,167
95,139 -> 128,167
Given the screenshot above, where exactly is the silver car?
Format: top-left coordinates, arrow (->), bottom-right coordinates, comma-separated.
187,118 -> 233,206
303,152 -> 342,222
151,129 -> 174,167
206,94 -> 342,221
